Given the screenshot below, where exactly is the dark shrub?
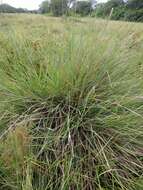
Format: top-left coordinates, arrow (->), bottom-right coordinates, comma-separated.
124,9 -> 143,22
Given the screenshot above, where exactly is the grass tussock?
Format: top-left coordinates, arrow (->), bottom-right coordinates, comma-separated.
0,15 -> 143,190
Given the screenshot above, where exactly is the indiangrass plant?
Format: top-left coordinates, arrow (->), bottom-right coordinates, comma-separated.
0,15 -> 143,190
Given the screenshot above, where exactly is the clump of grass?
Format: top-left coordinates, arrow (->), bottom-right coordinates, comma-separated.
0,15 -> 143,190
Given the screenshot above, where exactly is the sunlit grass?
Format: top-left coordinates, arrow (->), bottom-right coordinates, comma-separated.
0,14 -> 143,190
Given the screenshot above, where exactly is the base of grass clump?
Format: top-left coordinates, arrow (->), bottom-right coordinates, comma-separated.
0,15 -> 143,190
1,99 -> 143,190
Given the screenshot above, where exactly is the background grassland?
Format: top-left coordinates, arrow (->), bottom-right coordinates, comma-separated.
0,14 -> 143,190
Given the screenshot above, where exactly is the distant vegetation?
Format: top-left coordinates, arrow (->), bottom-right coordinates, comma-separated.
94,0 -> 143,22
39,0 -> 94,16
39,0 -> 143,22
0,4 -> 38,13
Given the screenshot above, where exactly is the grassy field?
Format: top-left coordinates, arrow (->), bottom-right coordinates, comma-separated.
0,14 -> 143,190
